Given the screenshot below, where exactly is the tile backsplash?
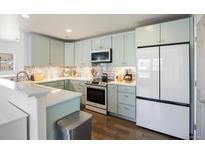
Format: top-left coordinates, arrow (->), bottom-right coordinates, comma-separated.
25,66 -> 64,79
25,64 -> 136,81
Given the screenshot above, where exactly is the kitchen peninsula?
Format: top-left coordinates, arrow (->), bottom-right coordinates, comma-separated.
0,78 -> 82,140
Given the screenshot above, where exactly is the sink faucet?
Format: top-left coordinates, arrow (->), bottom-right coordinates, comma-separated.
16,71 -> 30,82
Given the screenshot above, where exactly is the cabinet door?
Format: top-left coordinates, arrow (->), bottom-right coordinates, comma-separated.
91,36 -> 112,50
82,40 -> 91,66
74,41 -> 83,66
30,34 -> 50,65
136,47 -> 160,99
91,38 -> 101,50
124,31 -> 136,66
160,44 -> 190,104
137,99 -> 190,139
101,36 -> 112,49
50,39 -> 65,65
65,43 -> 74,66
136,24 -> 160,47
112,33 -> 124,66
108,84 -> 118,113
161,18 -> 190,44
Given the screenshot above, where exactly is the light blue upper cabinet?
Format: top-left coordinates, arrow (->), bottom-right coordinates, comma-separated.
135,24 -> 160,47
112,33 -> 124,66
112,31 -> 136,67
50,39 -> 65,65
74,41 -> 83,67
65,43 -> 75,66
28,34 -> 65,66
124,31 -> 136,66
29,34 -> 50,66
74,40 -> 91,67
91,36 -> 112,50
135,18 -> 190,47
160,18 -> 190,44
82,39 -> 92,67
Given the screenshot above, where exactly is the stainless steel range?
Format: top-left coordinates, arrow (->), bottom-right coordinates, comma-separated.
85,78 -> 108,114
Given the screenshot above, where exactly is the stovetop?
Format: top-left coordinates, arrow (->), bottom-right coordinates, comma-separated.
86,80 -> 107,87
85,78 -> 114,87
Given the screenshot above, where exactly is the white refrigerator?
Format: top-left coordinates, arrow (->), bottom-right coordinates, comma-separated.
136,44 -> 190,139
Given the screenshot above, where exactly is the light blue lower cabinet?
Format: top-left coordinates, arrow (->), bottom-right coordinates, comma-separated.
108,85 -> 118,113
108,84 -> 136,122
46,97 -> 80,140
118,103 -> 135,120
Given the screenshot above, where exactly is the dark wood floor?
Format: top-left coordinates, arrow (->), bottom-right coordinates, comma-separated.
82,109 -> 177,140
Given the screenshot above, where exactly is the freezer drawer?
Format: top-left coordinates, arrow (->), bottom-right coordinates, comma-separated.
136,99 -> 190,139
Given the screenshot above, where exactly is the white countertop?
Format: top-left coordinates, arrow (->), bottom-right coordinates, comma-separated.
0,78 -> 50,97
0,78 -> 82,107
108,81 -> 136,87
0,101 -> 27,126
36,84 -> 82,107
30,76 -> 91,84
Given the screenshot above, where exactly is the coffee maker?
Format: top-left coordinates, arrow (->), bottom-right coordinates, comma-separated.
124,69 -> 132,83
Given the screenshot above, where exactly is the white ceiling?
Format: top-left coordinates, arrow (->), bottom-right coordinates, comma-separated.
1,14 -> 189,41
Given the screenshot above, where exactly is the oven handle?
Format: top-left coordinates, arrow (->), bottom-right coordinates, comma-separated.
86,85 -> 106,90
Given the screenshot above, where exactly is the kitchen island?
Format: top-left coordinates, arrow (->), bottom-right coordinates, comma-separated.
0,78 -> 81,140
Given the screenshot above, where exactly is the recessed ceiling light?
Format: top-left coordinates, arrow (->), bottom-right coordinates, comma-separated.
66,29 -> 72,33
21,14 -> 30,19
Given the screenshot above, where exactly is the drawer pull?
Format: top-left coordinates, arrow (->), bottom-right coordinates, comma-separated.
124,95 -> 128,97
123,107 -> 129,110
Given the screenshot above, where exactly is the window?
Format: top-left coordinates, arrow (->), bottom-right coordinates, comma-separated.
0,53 -> 14,72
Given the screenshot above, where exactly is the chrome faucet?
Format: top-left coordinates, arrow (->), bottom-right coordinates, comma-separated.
16,71 -> 30,82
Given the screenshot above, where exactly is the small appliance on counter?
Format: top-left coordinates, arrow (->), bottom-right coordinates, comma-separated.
101,73 -> 108,82
124,69 -> 132,83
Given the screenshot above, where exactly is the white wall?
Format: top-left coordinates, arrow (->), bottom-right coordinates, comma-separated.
0,32 -> 25,75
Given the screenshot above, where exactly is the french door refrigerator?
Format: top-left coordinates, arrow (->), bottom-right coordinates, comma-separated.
136,43 -> 190,139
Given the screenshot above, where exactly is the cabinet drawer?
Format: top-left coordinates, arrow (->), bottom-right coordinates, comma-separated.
69,80 -> 86,86
118,104 -> 135,119
118,92 -> 135,106
42,81 -> 65,89
118,85 -> 135,94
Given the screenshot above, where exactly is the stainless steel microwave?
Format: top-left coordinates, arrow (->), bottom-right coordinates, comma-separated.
90,49 -> 112,63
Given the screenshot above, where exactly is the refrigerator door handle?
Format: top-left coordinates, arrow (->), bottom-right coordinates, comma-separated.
199,100 -> 205,104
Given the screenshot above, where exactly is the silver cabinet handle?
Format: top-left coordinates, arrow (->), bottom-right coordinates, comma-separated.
200,100 -> 205,104
124,95 -> 128,97
123,107 -> 129,110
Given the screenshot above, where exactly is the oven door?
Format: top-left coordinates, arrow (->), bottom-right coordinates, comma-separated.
86,85 -> 107,109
